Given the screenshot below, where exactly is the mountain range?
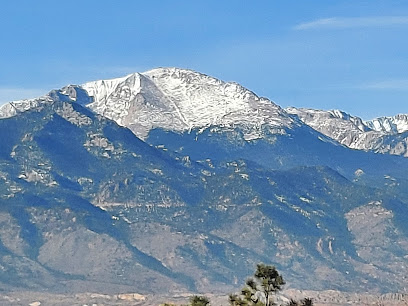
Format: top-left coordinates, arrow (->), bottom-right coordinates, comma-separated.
1,67 -> 408,297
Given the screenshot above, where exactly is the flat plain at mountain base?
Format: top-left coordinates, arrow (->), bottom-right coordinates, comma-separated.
0,290 -> 407,306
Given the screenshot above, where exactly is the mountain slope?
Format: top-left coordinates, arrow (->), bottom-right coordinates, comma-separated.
1,68 -> 408,295
0,97 -> 209,293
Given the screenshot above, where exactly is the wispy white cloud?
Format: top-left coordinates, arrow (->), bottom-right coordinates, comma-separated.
0,88 -> 47,105
358,79 -> 408,90
294,16 -> 408,30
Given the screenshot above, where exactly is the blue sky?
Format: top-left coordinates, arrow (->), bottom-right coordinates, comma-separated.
1,0 -> 408,119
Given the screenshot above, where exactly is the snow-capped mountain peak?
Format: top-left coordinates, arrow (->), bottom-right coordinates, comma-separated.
364,114 -> 408,134
0,67 -> 297,140
82,67 -> 296,139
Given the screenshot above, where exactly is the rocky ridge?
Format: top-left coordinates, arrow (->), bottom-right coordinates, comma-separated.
286,107 -> 408,157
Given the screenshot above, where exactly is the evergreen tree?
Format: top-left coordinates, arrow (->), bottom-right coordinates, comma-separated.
229,263 -> 285,306
254,263 -> 285,306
